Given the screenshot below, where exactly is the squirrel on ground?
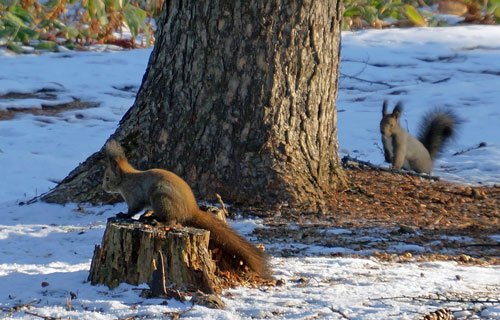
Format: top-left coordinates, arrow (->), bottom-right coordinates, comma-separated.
380,100 -> 460,174
102,139 -> 271,279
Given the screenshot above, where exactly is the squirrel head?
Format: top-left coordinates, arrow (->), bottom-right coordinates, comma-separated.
103,166 -> 122,194
380,100 -> 402,136
102,140 -> 126,194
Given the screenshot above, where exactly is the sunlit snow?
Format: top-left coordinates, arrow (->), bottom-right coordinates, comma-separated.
0,26 -> 499,319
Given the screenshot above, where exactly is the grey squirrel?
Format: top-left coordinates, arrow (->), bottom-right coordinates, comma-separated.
380,100 -> 459,174
102,140 -> 271,279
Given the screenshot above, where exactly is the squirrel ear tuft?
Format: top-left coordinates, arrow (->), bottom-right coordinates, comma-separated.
103,140 -> 126,178
105,139 -> 126,160
392,102 -> 403,119
382,100 -> 389,116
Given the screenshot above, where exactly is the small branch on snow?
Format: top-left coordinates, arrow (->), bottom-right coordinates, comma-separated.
339,72 -> 395,88
432,77 -> 452,84
20,190 -> 50,205
453,142 -> 487,156
215,193 -> 230,218
339,56 -> 395,88
341,155 -> 440,181
340,58 -> 369,79
329,307 -> 351,319
162,304 -> 195,320
0,299 -> 41,317
417,76 -> 452,84
24,311 -> 63,320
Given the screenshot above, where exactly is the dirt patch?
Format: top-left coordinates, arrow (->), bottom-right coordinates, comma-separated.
0,88 -> 58,100
0,97 -> 99,120
254,165 -> 499,264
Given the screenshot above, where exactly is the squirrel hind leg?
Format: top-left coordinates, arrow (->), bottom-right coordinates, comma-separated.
149,192 -> 187,226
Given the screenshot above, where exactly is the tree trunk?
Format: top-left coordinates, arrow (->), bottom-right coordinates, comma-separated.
88,218 -> 222,294
42,0 -> 347,211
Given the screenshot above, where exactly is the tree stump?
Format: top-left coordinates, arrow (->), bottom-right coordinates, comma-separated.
88,218 -> 222,294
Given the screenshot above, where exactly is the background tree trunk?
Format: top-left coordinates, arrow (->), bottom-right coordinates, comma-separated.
42,0 -> 347,211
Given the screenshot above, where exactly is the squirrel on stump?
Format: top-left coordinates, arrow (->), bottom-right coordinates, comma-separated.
102,139 -> 271,279
380,100 -> 460,174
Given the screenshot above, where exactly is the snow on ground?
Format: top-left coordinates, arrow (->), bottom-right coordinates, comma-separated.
337,25 -> 500,185
0,26 -> 499,319
0,49 -> 150,201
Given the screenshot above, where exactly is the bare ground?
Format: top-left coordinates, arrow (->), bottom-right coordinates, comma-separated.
0,89 -> 99,120
254,165 -> 499,265
3,89 -> 497,265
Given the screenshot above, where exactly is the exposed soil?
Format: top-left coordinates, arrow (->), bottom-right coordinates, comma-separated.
254,163 -> 500,265
0,89 -> 99,120
5,90 -> 497,265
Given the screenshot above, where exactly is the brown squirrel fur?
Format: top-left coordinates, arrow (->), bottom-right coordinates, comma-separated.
380,100 -> 459,174
102,140 -> 271,279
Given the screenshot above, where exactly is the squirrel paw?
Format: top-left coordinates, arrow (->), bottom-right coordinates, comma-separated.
138,210 -> 160,226
116,212 -> 134,219
139,216 -> 159,226
162,223 -> 183,231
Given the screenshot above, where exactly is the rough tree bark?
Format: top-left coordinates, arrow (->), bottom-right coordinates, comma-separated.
89,218 -> 221,293
42,0 -> 347,211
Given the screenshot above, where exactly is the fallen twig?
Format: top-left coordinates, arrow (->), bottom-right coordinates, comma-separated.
432,77 -> 451,84
329,307 -> 351,319
1,299 -> 62,320
163,304 -> 195,320
215,193 -> 230,218
453,142 -> 487,156
24,310 -> 63,320
339,72 -> 395,88
0,299 -> 41,317
341,155 -> 440,181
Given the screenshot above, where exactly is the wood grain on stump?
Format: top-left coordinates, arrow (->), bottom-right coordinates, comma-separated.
88,218 -> 221,294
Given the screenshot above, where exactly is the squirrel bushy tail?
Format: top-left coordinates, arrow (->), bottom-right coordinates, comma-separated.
190,209 -> 271,279
380,101 -> 461,174
417,108 -> 460,160
103,139 -> 272,279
